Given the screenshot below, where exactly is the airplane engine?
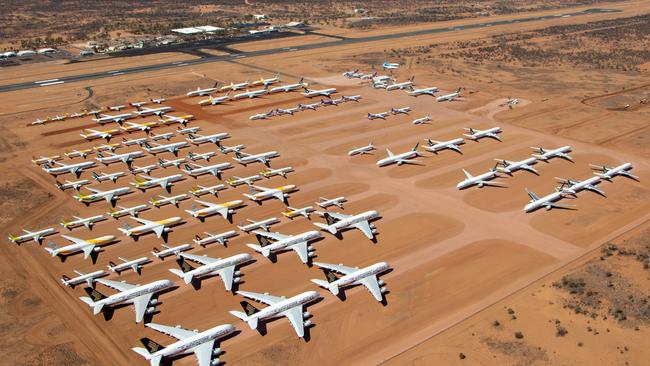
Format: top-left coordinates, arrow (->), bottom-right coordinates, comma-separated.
233,277 -> 241,284
303,311 -> 312,318
478,182 -> 484,188
308,252 -> 316,258
307,245 -> 314,251
228,209 -> 234,214
211,358 -> 220,366
164,227 -> 171,232
371,229 -> 378,234
93,247 -> 102,252
303,320 -> 312,327
283,193 -> 289,197
378,280 -> 385,286
146,307 -> 156,314
380,286 -> 388,293
234,270 -> 242,276
149,299 -> 159,306
212,347 -> 222,356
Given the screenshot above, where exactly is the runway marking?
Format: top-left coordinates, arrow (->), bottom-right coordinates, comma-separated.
110,72 -> 124,76
39,81 -> 65,86
34,78 -> 59,84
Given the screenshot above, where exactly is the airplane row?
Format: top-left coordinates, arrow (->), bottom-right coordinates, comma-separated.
30,98 -> 167,126
187,74 -> 284,97
249,95 -> 363,120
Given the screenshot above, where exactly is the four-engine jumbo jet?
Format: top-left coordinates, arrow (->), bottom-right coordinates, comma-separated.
376,144 -> 422,166
244,184 -> 297,204
463,127 -> 502,142
531,145 -> 573,162
495,157 -> 539,175
118,216 -> 183,239
311,261 -> 390,301
229,290 -> 321,338
186,199 -> 244,221
45,234 -> 115,260
79,278 -> 174,323
132,323 -> 235,366
456,166 -> 505,189
247,230 -> 321,264
233,150 -> 278,166
74,186 -> 131,205
591,162 -> 638,181
42,160 -> 96,177
424,138 -> 465,154
170,252 -> 252,290
314,210 -> 379,240
301,87 -> 337,98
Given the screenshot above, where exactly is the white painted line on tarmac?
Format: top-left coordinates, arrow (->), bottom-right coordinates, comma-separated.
34,78 -> 59,84
39,81 -> 65,86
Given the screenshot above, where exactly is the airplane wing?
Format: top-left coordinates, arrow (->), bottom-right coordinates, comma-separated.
487,133 -> 502,142
152,224 -> 165,238
82,244 -> 96,260
96,278 -> 136,292
314,262 -> 356,275
358,275 -> 383,301
85,187 -> 103,194
527,190 -> 540,201
195,199 -> 218,208
238,290 -> 283,305
131,217 -> 155,225
353,221 -> 374,239
462,169 -> 473,180
61,235 -> 88,245
291,241 -> 309,263
254,230 -> 289,241
133,293 -> 154,323
147,323 -> 198,340
325,212 -> 351,221
281,306 -> 305,338
194,340 -> 216,366
481,180 -> 507,187
273,191 -> 286,201
218,266 -> 235,291
181,253 -> 218,265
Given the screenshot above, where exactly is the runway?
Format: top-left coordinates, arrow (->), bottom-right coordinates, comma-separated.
0,8 -> 619,94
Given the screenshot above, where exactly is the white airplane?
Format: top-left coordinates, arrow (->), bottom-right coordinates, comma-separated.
132,322 -> 235,366
342,95 -> 362,102
229,290 -> 320,338
226,175 -> 261,187
122,137 -> 149,147
129,164 -> 159,175
61,214 -> 105,230
42,160 -> 96,177
524,189 -> 573,212
377,144 -> 422,167
282,206 -> 315,219
186,84 -> 219,97
233,150 -> 278,166
231,87 -> 269,100
193,230 -> 238,247
143,141 -> 188,156
61,269 -> 107,288
159,114 -> 194,127
150,132 -> 175,141
269,78 -> 306,93
311,261 -> 390,301
170,252 -> 252,290
412,116 -> 432,125
274,106 -> 301,115
189,184 -> 227,197
74,186 -> 131,205
244,184 -> 297,204
360,71 -> 378,80
247,230 -> 321,264
456,166 -> 505,189
250,74 -> 281,87
198,93 -> 231,106
463,127 -> 502,142
183,162 -> 232,179
70,112 -> 86,118
591,163 -> 638,181
186,199 -> 244,221
120,121 -> 158,133
187,151 -> 217,162
65,149 -> 92,159
92,112 -> 134,125
495,157 -> 539,175
92,171 -> 126,183
177,126 -> 201,135
436,88 -> 462,102
79,278 -> 174,323
96,150 -> 144,166
556,176 -> 605,197
55,179 -> 90,191
80,128 -> 119,141
249,111 -> 274,120
118,216 -> 183,240
259,166 -> 293,178
342,69 -> 362,78
301,86 -> 337,98
314,210 -> 379,240
219,144 -> 245,154
130,101 -> 148,108
87,109 -> 103,115
158,157 -> 185,169
108,256 -> 151,274
150,194 -> 189,208
390,107 -> 411,115
8,227 -> 56,245
150,97 -> 166,104
107,204 -> 149,218
372,75 -> 393,84
298,102 -> 321,110
531,146 -> 573,162
367,111 -> 389,120
92,143 -> 121,152
382,61 -> 399,70
219,80 -> 249,92
152,243 -> 192,260
45,234 -> 115,260
407,86 -> 439,97
135,106 -> 173,117
132,174 -> 184,191
51,115 -> 67,121
237,217 -> 279,233
317,196 -> 346,209
320,98 -> 344,107
107,105 -> 126,111
348,143 -> 375,156
187,132 -> 230,146
386,77 -> 414,91
32,155 -> 61,165
31,118 -> 49,125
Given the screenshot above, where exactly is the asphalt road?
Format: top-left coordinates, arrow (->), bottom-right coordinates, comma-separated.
0,8 -> 619,94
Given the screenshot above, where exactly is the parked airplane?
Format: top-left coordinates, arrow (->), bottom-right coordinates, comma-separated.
74,186 -> 131,205
61,214 -> 105,230
386,77 -> 414,91
118,216 -> 183,240
348,143 -> 375,156
320,98 -> 344,106
135,106 -> 173,117
314,210 -> 379,240
187,132 -> 230,145
170,252 -> 252,290
342,95 -> 362,102
219,144 -> 245,154
269,78 -> 306,93
274,106 -> 301,115
108,256 -> 151,274
93,143 -> 121,152
152,243 -> 192,260
456,166 -> 505,189
80,128 -> 119,141
107,204 -> 149,218
186,83 -> 219,97
32,155 -> 61,165
230,290 -> 320,338
150,97 -> 166,104
187,151 -> 217,162
158,157 -> 185,169
311,261 -> 390,301
129,164 -> 159,175
92,112 -> 134,125
495,157 -> 539,175
150,194 -> 189,208
186,199 -> 244,221
317,196 -> 346,209
260,166 -> 293,178
233,150 -> 278,166
390,107 -> 411,115
189,184 -> 226,197
248,229 -> 321,263
183,162 -> 232,179
8,227 -> 56,245
107,105 -> 126,111
219,80 -> 249,92
96,151 -> 144,166
132,174 -> 184,192
130,101 -> 147,108
143,141 -> 188,156
42,160 -> 96,177
65,149 -> 92,159
150,133 -> 174,142
226,175 -> 261,187
463,127 -> 502,142
198,93 -> 231,106
412,116 -> 432,125
367,111 -> 389,120
524,188 -> 572,212
92,171 -> 126,183
132,322 -> 235,366
79,278 -> 174,323
301,86 -> 337,98
298,102 -> 321,110
61,269 -> 107,288
591,162 -> 638,181
55,179 -> 90,191
407,86 -> 439,97
250,111 -> 274,120
237,217 -> 279,233
177,126 -> 201,135
231,87 -> 269,100
243,184 -> 297,204
436,88 -> 462,102
342,69 -> 362,78
193,230 -> 238,247
45,234 -> 115,260
250,74 -> 281,87
377,144 -> 422,166
282,206 -> 315,219
556,176 -> 605,196
531,146 -> 573,162
121,121 -> 158,133
122,137 -> 149,147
